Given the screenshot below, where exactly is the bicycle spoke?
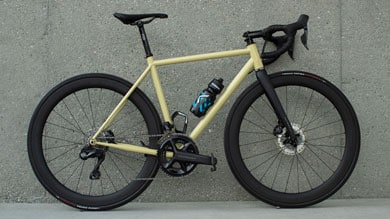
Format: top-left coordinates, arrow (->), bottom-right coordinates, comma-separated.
73,92 -> 94,130
100,174 -> 104,195
305,145 -> 336,173
300,89 -> 314,126
302,106 -> 336,130
243,148 -> 278,160
62,159 -> 82,186
52,109 -> 85,135
107,108 -> 138,131
260,95 -> 275,114
88,176 -> 93,196
260,151 -> 282,182
302,96 -> 326,129
62,100 -> 86,136
305,142 -> 344,148
240,130 -> 270,135
53,156 -> 81,175
284,156 -> 295,192
304,119 -> 342,132
243,118 -> 273,135
291,86 -> 302,122
46,121 -> 81,134
285,85 -> 288,116
75,160 -> 86,193
240,137 -> 275,147
249,105 -> 275,128
298,153 -> 324,182
101,164 -> 118,192
108,152 -> 141,177
296,154 -> 299,193
44,143 -> 79,150
297,154 -> 313,190
46,145 -> 79,163
107,152 -> 131,183
307,132 -> 345,142
43,135 -> 81,145
87,89 -> 96,128
271,153 -> 283,189
249,151 -> 280,172
306,142 -> 343,161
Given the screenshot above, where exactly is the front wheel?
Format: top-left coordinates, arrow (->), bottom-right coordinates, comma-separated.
225,71 -> 360,207
28,73 -> 162,210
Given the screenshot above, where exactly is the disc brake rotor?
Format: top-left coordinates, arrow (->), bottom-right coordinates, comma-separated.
276,123 -> 305,155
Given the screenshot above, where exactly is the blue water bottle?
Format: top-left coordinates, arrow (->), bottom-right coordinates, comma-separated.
190,78 -> 224,117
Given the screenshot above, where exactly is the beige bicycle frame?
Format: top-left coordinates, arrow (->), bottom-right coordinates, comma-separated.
90,44 -> 264,157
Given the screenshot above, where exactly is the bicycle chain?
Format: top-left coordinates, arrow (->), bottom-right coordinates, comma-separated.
104,133 -> 195,180
134,174 -> 191,181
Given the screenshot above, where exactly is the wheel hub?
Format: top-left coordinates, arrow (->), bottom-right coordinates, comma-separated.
276,123 -> 305,155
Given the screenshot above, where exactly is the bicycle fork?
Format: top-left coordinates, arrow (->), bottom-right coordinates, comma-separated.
255,69 -> 298,146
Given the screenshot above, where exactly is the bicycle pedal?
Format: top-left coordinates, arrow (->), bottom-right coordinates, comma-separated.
210,153 -> 217,172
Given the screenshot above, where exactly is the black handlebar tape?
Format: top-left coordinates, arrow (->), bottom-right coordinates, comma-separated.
243,14 -> 309,61
261,36 -> 294,59
261,15 -> 309,59
284,14 -> 309,34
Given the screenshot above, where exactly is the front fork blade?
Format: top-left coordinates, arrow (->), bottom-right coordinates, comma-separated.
255,69 -> 297,145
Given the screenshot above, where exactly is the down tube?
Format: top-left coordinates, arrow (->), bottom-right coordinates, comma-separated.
189,59 -> 254,140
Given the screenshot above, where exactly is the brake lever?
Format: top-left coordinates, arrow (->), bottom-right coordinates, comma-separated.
301,26 -> 309,50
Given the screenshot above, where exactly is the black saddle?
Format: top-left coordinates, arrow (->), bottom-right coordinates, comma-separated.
113,13 -> 168,25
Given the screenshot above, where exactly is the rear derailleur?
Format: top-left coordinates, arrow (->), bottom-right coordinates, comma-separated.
79,130 -> 114,180
79,146 -> 107,180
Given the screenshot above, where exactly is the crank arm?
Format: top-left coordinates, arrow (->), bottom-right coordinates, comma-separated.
174,151 -> 217,171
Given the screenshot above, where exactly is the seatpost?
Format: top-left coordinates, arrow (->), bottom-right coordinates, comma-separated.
136,22 -> 153,57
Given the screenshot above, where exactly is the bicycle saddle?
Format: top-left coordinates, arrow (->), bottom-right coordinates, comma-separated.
113,13 -> 168,25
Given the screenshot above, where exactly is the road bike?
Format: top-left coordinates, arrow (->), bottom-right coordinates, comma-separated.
27,13 -> 360,210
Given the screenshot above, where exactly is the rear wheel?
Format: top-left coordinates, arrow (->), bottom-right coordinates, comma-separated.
28,73 -> 162,210
225,71 -> 360,207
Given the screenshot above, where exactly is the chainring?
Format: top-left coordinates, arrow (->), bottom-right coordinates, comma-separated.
158,134 -> 199,177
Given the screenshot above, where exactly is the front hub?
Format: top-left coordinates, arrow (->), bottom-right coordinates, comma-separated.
276,123 -> 305,155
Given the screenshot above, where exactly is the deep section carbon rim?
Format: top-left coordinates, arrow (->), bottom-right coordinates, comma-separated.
28,74 -> 161,210
225,72 -> 360,207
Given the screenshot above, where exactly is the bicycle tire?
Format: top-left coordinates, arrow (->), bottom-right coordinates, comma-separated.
225,71 -> 360,208
28,73 -> 162,210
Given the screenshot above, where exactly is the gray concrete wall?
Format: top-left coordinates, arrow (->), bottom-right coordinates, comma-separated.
0,0 -> 388,203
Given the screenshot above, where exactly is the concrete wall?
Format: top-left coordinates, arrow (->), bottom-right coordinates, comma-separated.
0,0 -> 388,203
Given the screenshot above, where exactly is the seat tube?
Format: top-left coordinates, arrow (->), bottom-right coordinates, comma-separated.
146,57 -> 173,125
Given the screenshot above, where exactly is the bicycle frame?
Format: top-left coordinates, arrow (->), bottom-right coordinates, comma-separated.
90,44 -> 264,156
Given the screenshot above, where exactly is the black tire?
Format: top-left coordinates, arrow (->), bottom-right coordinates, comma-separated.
28,73 -> 162,210
225,71 -> 360,208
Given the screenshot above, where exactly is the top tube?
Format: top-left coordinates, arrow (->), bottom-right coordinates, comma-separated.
152,49 -> 250,66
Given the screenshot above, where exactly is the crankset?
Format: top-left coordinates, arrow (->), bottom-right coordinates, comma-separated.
157,134 -> 217,177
